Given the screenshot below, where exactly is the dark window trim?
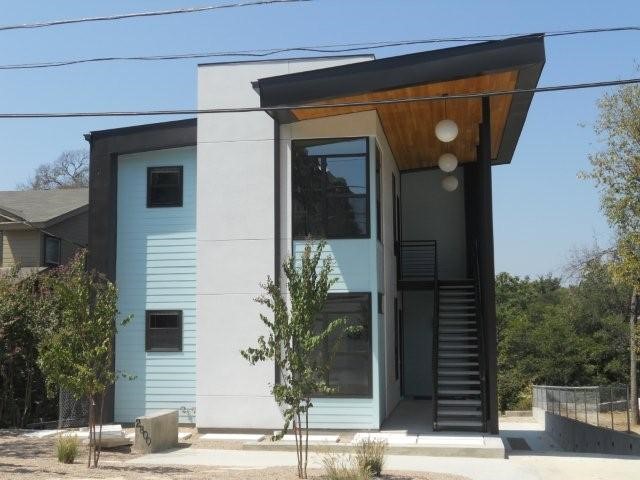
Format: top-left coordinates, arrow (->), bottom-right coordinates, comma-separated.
291,136 -> 371,240
378,292 -> 384,314
146,165 -> 184,208
394,297 -> 399,381
42,234 -> 62,267
145,310 -> 183,352
314,292 -> 373,399
375,143 -> 382,244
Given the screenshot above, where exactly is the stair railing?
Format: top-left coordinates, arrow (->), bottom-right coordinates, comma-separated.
473,240 -> 488,431
431,241 -> 440,430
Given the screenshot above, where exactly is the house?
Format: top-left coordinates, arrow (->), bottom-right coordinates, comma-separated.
87,35 -> 545,434
0,188 -> 88,274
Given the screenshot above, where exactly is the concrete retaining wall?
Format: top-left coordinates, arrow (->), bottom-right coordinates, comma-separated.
543,411 -> 640,456
134,410 -> 178,453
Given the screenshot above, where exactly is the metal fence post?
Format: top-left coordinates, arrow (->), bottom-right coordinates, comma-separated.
596,387 -> 600,427
574,390 -> 578,420
584,388 -> 588,423
610,385 -> 615,430
627,385 -> 631,433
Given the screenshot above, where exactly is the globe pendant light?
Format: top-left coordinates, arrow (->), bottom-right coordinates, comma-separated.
435,96 -> 458,143
438,153 -> 458,173
441,175 -> 459,192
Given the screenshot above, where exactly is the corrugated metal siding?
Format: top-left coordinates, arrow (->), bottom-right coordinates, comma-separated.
115,147 -> 197,424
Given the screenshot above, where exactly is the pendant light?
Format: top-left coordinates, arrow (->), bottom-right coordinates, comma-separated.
435,95 -> 458,143
438,153 -> 458,173
441,175 -> 459,192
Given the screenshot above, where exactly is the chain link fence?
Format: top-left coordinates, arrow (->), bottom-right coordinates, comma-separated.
58,390 -> 88,428
533,385 -> 632,432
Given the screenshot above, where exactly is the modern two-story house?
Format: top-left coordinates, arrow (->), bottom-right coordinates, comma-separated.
87,35 -> 545,434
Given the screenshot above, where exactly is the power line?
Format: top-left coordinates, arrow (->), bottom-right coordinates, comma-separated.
0,77 -> 638,119
0,0 -> 312,32
1,26 -> 638,70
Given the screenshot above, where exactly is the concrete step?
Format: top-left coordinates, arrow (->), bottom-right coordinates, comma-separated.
436,420 -> 483,429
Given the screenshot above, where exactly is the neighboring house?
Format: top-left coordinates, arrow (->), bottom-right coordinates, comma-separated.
87,35 -> 545,434
0,188 -> 88,274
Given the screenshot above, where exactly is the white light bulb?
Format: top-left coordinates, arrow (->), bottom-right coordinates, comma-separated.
441,175 -> 459,192
438,153 -> 458,173
435,119 -> 459,143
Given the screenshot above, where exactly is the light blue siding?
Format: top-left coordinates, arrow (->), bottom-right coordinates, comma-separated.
115,147 -> 197,424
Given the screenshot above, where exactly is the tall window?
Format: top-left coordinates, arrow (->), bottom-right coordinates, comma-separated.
376,145 -> 382,242
147,166 -> 183,208
292,138 -> 369,239
146,310 -> 183,352
43,235 -> 61,266
315,293 -> 372,397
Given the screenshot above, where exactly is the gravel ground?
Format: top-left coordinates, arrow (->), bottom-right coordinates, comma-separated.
0,430 -> 469,480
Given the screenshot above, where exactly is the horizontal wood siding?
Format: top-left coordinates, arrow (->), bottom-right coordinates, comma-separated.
1,230 -> 41,267
115,147 -> 197,424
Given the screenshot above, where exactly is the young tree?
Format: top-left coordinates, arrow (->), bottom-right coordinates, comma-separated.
38,251 -> 131,467
241,241 -> 358,479
19,149 -> 89,190
582,82 -> 640,423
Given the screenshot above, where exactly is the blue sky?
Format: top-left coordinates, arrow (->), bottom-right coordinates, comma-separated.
0,0 -> 638,277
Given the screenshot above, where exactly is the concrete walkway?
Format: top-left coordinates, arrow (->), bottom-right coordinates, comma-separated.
127,420 -> 640,479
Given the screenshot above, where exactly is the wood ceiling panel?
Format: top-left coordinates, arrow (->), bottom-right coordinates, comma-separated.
291,70 -> 518,170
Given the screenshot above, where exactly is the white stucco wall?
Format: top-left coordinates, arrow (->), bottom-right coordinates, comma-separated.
196,56 -> 371,429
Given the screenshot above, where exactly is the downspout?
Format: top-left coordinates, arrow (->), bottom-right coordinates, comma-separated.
274,118 -> 281,385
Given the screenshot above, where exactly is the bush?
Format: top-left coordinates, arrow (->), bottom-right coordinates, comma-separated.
354,439 -> 387,477
321,452 -> 369,480
56,435 -> 79,464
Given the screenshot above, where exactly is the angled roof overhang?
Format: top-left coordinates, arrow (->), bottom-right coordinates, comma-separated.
257,35 -> 545,170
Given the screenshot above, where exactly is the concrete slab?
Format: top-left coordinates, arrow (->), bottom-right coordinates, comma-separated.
23,429 -> 63,438
352,432 -> 418,445
417,434 -> 485,447
200,433 -> 265,442
279,434 -> 339,443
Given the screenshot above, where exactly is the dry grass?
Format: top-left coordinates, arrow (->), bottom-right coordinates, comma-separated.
0,430 -> 469,480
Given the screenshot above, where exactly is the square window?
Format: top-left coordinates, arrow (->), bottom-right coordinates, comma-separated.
147,166 -> 183,208
292,138 -> 370,239
43,235 -> 61,266
146,310 -> 182,352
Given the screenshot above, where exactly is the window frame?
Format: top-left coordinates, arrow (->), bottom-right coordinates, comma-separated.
291,137 -> 371,240
42,234 -> 62,267
314,292 -> 373,399
375,144 -> 382,243
145,310 -> 183,352
146,166 -> 184,208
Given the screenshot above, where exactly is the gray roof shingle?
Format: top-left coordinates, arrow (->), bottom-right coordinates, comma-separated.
0,188 -> 88,225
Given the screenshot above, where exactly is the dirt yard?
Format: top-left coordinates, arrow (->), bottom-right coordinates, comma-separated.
0,430 -> 469,480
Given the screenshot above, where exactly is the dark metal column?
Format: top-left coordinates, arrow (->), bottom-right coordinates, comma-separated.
478,96 -> 499,434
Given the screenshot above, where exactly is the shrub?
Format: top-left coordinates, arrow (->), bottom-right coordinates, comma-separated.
354,439 -> 387,477
321,452 -> 369,480
56,435 -> 79,464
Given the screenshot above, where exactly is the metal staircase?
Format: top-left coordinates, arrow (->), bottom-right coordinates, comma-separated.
435,280 -> 485,431
398,240 -> 488,432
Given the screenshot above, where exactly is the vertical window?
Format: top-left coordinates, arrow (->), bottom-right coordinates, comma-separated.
376,145 -> 382,242
147,166 -> 183,208
394,297 -> 399,381
292,138 -> 369,239
43,235 -> 61,266
315,293 -> 372,397
392,173 -> 399,256
378,292 -> 384,314
146,310 -> 183,352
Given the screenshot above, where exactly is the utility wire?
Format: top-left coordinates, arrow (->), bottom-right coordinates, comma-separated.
0,77 -> 638,119
0,0 -> 312,32
1,26 -> 638,70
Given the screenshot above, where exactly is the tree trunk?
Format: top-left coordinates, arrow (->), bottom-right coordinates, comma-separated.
631,289 -> 639,425
87,398 -> 94,468
303,403 -> 309,480
94,391 -> 105,467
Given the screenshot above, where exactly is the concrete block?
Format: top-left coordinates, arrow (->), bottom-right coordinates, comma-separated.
134,410 -> 179,453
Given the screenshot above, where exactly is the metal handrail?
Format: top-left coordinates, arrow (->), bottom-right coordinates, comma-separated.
473,240 -> 488,431
431,241 -> 439,430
